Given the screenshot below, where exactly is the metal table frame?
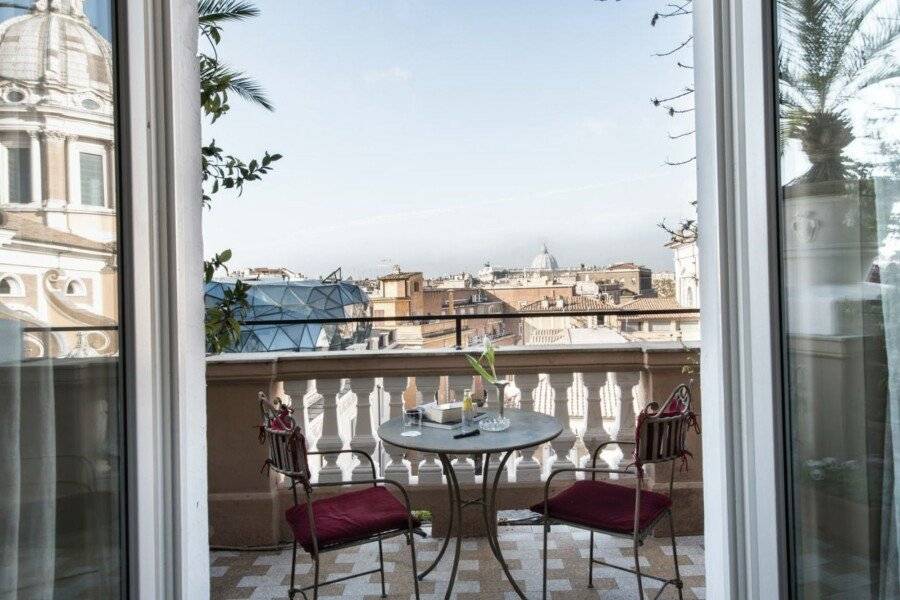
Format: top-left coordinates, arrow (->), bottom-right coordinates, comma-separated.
379,409 -> 562,599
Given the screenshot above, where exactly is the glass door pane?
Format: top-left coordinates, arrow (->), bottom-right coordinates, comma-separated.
775,0 -> 900,597
0,0 -> 124,597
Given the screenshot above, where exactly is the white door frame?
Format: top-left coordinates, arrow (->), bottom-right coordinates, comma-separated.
114,0 -> 796,597
695,0 -> 788,597
121,0 -> 208,598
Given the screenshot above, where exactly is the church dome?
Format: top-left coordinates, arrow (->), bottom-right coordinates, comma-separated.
0,1 -> 113,112
530,244 -> 559,271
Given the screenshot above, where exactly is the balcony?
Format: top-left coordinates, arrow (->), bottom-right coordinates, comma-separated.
206,342 -> 703,597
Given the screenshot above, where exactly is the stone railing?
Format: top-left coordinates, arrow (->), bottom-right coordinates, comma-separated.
206,343 -> 701,547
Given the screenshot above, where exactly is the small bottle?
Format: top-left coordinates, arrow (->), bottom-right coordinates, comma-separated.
462,389 -> 474,427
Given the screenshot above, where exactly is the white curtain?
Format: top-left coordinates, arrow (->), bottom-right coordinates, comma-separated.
876,178 -> 900,598
0,319 -> 57,599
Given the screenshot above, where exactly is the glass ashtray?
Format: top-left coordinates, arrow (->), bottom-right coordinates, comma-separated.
478,415 -> 511,432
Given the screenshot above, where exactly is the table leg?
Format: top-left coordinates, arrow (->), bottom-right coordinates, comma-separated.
417,457 -> 456,581
482,450 -> 529,600
438,453 -> 463,600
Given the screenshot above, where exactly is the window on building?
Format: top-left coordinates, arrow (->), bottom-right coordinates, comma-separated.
7,147 -> 31,204
621,321 -> 641,333
66,280 -> 86,296
0,276 -> 20,295
649,321 -> 672,333
79,152 -> 105,207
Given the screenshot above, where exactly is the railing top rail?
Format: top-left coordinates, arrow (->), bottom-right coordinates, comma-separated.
239,308 -> 699,327
206,341 -> 700,382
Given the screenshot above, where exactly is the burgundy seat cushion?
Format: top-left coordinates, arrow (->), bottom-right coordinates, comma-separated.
530,480 -> 671,535
286,486 -> 419,552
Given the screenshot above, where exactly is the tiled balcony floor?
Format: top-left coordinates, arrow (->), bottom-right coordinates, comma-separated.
211,525 -> 705,599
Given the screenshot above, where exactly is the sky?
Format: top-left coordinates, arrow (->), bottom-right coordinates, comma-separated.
201,1 -> 698,279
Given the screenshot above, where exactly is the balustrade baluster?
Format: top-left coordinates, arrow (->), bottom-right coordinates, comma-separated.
283,379 -> 322,475
581,372 -> 612,469
548,373 -> 577,479
414,376 -> 444,485
381,377 -> 411,483
350,378 -> 378,480
282,380 -> 308,426
314,379 -> 344,483
514,373 -> 542,483
614,372 -> 641,443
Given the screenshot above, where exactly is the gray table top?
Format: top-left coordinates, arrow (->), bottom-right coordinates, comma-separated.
377,409 -> 563,454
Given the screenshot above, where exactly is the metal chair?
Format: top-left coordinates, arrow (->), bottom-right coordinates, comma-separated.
257,392 -> 421,600
533,383 -> 698,600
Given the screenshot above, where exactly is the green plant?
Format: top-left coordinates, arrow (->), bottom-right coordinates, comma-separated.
466,340 -> 498,384
199,0 -> 282,353
778,0 -> 900,183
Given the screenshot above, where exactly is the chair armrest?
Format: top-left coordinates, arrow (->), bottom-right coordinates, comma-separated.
591,440 -> 636,468
307,449 -> 377,480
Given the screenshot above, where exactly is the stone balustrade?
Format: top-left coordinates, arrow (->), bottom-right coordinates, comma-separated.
206,342 -> 701,547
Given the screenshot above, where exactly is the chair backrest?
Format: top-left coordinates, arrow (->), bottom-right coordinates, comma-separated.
258,392 -> 311,487
634,383 -> 694,465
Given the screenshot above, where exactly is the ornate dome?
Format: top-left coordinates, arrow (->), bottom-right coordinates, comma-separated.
0,0 -> 113,112
530,244 -> 559,271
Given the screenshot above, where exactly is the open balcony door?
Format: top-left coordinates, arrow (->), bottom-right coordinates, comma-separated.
120,0 -> 208,598
697,0 -> 900,598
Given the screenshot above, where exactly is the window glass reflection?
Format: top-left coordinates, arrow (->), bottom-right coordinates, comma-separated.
0,0 -> 122,597
776,0 -> 900,597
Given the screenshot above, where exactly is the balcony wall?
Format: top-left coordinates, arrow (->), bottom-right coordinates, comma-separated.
206,343 -> 702,547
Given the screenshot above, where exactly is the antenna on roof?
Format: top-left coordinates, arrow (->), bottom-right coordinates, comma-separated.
322,267 -> 342,283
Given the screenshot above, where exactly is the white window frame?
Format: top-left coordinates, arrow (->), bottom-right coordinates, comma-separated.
0,136 -> 34,205
122,0 -> 207,598
72,140 -> 109,208
113,0 -> 793,597
695,0 -> 787,598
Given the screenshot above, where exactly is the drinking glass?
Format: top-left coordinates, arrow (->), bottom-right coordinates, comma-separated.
401,407 -> 422,437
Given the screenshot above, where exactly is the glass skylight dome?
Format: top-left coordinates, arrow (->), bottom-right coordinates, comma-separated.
204,279 -> 371,352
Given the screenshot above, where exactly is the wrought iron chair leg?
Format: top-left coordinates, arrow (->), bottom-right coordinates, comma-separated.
542,522 -> 550,600
377,536 -> 387,598
290,539 -> 298,592
633,537 -> 644,599
312,555 -> 320,600
668,511 -> 684,600
588,530 -> 594,588
409,523 -> 421,600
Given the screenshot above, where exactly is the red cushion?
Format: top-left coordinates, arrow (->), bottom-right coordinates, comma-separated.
530,480 -> 671,535
286,486 -> 419,552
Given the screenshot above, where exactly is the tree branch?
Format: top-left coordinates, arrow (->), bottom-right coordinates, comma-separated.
665,156 -> 697,166
665,106 -> 695,116
655,35 -> 693,56
652,87 -> 694,105
668,129 -> 696,139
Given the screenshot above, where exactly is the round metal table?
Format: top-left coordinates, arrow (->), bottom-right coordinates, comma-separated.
378,409 -> 562,599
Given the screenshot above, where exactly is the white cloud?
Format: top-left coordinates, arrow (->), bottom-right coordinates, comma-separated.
362,66 -> 412,83
580,117 -> 610,135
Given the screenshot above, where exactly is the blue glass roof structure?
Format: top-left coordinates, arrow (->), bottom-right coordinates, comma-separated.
205,279 -> 371,352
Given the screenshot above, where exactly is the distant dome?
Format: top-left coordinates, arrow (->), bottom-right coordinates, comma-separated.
0,1 -> 113,112
530,244 -> 559,271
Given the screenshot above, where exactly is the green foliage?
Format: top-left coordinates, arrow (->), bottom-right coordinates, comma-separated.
204,253 -> 250,354
466,340 -> 498,384
778,0 -> 900,182
202,142 -> 281,207
199,0 -> 282,353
